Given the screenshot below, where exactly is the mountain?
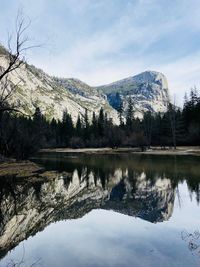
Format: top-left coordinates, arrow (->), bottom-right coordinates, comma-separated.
0,48 -> 119,123
97,71 -> 170,118
0,46 -> 170,122
0,163 -> 175,258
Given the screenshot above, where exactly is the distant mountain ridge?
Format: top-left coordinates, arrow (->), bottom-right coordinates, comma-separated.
0,46 -> 170,123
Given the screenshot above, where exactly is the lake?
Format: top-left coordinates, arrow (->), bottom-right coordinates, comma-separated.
0,153 -> 200,267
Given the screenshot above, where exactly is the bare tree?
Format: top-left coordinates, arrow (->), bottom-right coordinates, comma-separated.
168,97 -> 177,149
6,244 -> 41,267
0,10 -> 37,114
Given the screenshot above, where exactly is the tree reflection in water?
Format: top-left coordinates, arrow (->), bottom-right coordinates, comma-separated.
0,153 -> 200,265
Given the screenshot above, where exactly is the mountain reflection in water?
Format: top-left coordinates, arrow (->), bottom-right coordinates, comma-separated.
0,153 -> 200,266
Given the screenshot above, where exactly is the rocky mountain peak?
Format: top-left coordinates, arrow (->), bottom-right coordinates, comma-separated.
132,70 -> 168,88
0,44 -> 170,122
97,70 -> 170,119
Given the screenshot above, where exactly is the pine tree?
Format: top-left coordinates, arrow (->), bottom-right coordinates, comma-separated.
168,103 -> 177,149
190,87 -> 198,106
61,109 -> 74,146
76,115 -> 82,137
84,109 -> 89,129
118,101 -> 124,126
175,110 -> 187,145
83,109 -> 90,140
98,108 -> 105,137
126,97 -> 134,131
160,112 -> 172,147
33,107 -> 43,126
32,107 -> 46,151
143,111 -> 152,148
92,112 -> 98,137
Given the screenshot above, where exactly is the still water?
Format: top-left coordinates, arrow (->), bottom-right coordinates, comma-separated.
0,153 -> 200,267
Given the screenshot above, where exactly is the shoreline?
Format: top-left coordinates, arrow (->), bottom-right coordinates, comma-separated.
39,146 -> 200,156
1,146 -> 200,179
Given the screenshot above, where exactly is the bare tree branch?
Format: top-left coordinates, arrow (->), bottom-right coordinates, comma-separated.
0,9 -> 40,115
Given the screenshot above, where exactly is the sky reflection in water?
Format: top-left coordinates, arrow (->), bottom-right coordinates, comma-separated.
0,154 -> 200,267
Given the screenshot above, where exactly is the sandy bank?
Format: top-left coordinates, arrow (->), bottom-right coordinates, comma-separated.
40,146 -> 200,156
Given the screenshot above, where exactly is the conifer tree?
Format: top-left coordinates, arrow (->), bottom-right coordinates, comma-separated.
126,97 -> 134,131
118,101 -> 124,127
83,109 -> 90,140
76,115 -> 82,137
143,111 -> 152,148
61,109 -> 74,146
92,112 -> 98,137
84,109 -> 89,129
98,108 -> 105,137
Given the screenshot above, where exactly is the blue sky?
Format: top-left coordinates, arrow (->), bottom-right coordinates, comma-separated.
1,0 -> 200,104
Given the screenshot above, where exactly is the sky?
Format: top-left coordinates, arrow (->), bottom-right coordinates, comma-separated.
1,0 -> 200,105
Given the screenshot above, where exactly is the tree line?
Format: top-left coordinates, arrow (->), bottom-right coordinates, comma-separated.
0,87 -> 200,159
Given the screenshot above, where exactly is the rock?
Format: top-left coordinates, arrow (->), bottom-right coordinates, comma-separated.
97,71 -> 170,119
0,45 -> 169,123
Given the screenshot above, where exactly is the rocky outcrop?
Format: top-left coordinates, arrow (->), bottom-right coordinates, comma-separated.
97,71 -> 170,119
0,45 -> 170,123
0,51 -> 119,124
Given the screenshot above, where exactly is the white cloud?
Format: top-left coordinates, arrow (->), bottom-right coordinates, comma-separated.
157,53 -> 200,105
1,0 -> 200,106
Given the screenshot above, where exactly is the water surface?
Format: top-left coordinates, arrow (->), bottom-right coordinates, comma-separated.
0,153 -> 200,267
